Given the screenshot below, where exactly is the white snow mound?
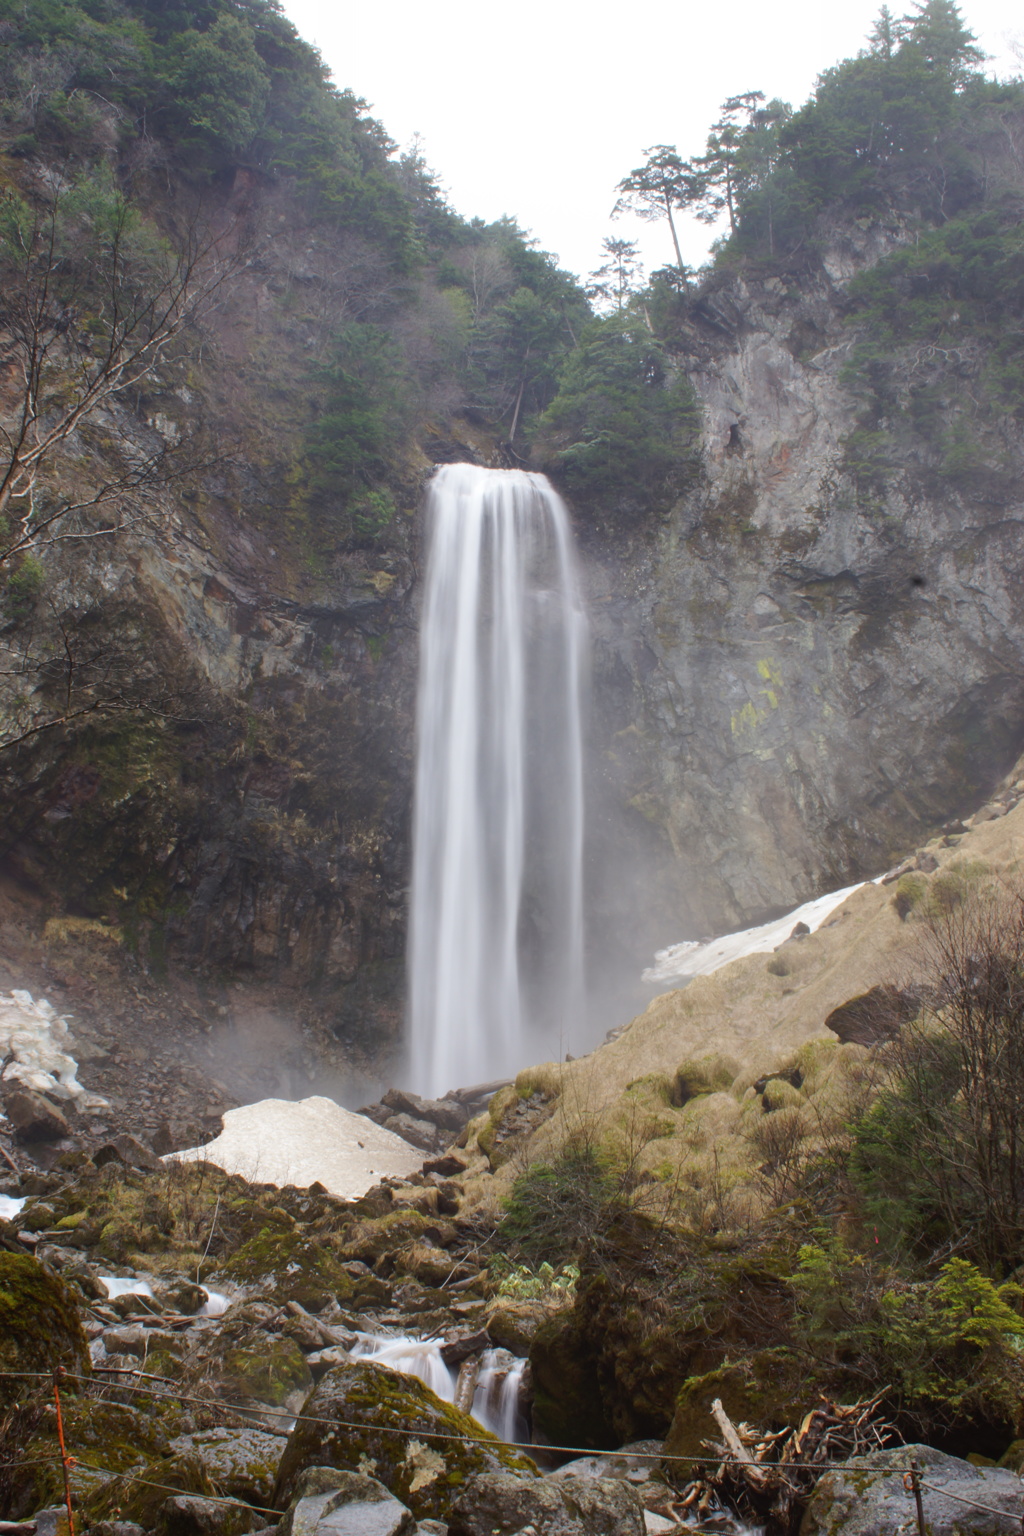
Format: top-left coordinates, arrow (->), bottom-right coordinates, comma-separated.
643,881 -> 868,987
165,1095 -> 422,1198
0,989 -> 108,1110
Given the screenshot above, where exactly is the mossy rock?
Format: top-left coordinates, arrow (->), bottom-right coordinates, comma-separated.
274,1359 -> 536,1522
168,1426 -> 285,1505
220,1335 -> 312,1406
6,1396 -> 186,1517
529,1311 -> 616,1450
340,1209 -> 455,1264
84,1450 -> 219,1525
389,1240 -> 459,1287
487,1300 -> 557,1356
998,1439 -> 1024,1473
216,1225 -> 355,1298
664,1350 -> 820,1461
0,1253 -> 90,1409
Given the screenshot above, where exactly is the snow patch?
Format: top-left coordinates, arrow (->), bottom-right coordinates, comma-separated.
164,1095 -> 422,1199
643,881 -> 868,987
0,1193 -> 27,1220
0,990 -> 108,1110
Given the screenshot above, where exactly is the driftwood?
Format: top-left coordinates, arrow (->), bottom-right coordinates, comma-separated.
668,1392 -> 898,1535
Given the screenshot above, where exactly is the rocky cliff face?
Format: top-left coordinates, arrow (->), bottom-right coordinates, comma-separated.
3,195 -> 1023,1061
579,218 -> 1024,981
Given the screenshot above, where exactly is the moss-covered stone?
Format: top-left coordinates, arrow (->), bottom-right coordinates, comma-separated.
0,1253 -> 90,1409
530,1310 -> 615,1449
84,1450 -> 220,1526
273,1359 -> 536,1522
168,1427 -> 285,1506
5,1395 -> 187,1517
220,1335 -> 312,1406
340,1210 -> 454,1264
664,1350 -> 824,1462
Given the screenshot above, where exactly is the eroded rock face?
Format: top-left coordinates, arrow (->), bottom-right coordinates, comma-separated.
576,231 -> 1024,1000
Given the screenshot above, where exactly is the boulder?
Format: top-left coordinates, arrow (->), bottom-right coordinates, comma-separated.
84,1451 -> 220,1528
823,985 -> 917,1047
0,1252 -> 90,1410
278,1469 -> 415,1536
801,1444 -> 1024,1536
447,1471 -> 645,1535
3,1090 -> 70,1141
5,1395 -> 184,1517
219,1334 -> 313,1408
379,1089 -> 467,1135
273,1359 -> 536,1522
486,1301 -> 553,1356
93,1135 -> 163,1172
154,1495 -> 265,1536
383,1115 -> 443,1153
169,1427 -> 285,1506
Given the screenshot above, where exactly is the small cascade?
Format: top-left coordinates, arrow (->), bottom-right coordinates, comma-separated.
351,1333 -> 528,1443
471,1348 -> 528,1445
350,1333 -> 456,1403
408,463 -> 588,1097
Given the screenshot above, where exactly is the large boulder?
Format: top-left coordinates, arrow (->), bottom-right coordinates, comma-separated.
447,1471 -> 645,1535
0,1252 -> 90,1409
3,1396 -> 187,1517
273,1360 -> 536,1523
168,1427 -> 285,1506
278,1469 -> 415,1536
664,1351 -> 833,1462
801,1444 -> 1024,1536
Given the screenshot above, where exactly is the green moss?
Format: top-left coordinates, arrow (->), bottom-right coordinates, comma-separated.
221,1339 -> 312,1406
6,1395 -> 188,1516
0,1253 -> 90,1408
274,1359 -> 535,1522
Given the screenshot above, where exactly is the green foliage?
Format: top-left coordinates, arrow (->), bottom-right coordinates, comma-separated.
500,1143 -> 621,1266
839,210 -> 1024,494
303,323 -> 409,496
791,1238 -> 1024,1425
540,314 -> 701,510
490,1255 -> 579,1301
164,12 -> 270,158
704,0 -> 1013,261
852,889 -> 1024,1269
3,552 -> 45,613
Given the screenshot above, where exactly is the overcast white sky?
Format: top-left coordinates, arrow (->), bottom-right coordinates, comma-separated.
281,0 -> 1021,283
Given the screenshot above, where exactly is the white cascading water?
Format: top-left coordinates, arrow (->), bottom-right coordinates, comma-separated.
351,1334 -> 528,1443
408,464 -> 587,1097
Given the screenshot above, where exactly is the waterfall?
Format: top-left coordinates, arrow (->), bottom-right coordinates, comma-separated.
408,463 -> 587,1098
351,1333 -> 528,1443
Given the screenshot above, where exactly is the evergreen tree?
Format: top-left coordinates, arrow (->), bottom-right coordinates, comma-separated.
613,146 -> 701,283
